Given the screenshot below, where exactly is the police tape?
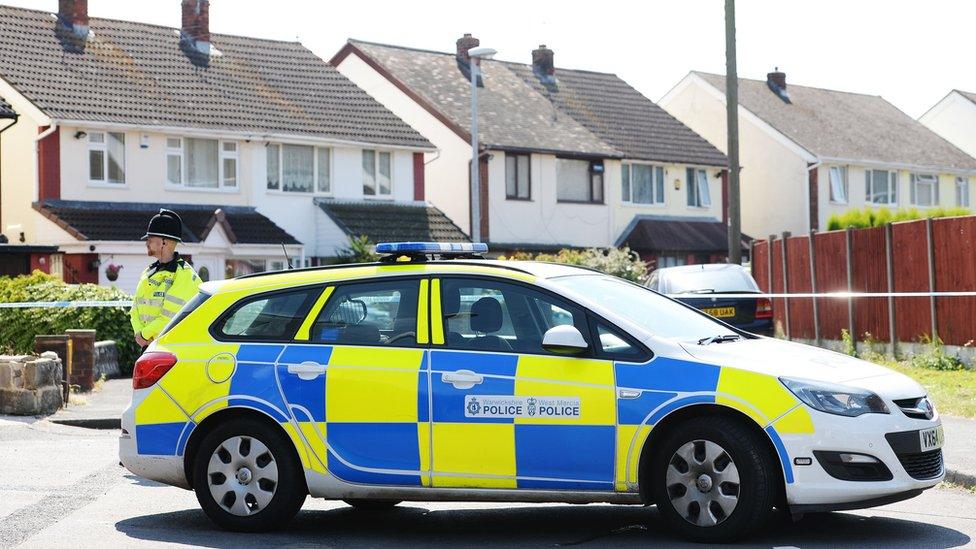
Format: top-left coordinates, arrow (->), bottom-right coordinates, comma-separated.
0,300 -> 133,309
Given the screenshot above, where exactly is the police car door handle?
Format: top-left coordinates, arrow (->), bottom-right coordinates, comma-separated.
618,388 -> 642,399
287,361 -> 327,381
441,370 -> 483,389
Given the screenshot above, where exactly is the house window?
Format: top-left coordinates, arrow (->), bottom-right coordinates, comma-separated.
363,150 -> 392,196
166,137 -> 237,189
956,177 -> 970,207
686,168 -> 712,208
829,166 -> 848,203
557,158 -> 604,203
505,153 -> 530,199
866,169 -> 898,205
265,144 -> 331,193
910,173 -> 938,207
88,131 -> 125,184
622,163 -> 665,204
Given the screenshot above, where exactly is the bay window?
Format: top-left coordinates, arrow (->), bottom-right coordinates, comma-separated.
866,169 -> 897,205
363,150 -> 392,196
686,168 -> 711,208
88,131 -> 125,184
556,158 -> 604,203
910,173 -> 938,207
167,137 -> 237,189
265,143 -> 331,193
829,165 -> 848,203
622,163 -> 665,204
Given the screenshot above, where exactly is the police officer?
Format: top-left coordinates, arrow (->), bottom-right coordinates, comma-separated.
130,209 -> 201,347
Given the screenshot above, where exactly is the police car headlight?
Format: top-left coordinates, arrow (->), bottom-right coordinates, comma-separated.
780,377 -> 890,417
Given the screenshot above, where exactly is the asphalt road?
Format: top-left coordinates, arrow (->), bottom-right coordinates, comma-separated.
2,418 -> 974,548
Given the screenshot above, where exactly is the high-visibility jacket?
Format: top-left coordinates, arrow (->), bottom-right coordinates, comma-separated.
129,253 -> 201,341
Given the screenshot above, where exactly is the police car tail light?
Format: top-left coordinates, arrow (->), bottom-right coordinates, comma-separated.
756,297 -> 773,319
133,351 -> 178,390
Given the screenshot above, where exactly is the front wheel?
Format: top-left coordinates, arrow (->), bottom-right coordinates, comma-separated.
193,418 -> 307,532
650,416 -> 777,543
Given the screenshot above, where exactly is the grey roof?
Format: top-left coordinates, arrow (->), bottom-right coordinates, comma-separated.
316,199 -> 469,244
695,72 -> 976,171
347,40 -> 618,157
34,200 -> 300,244
617,215 -> 750,253
506,64 -> 726,166
0,96 -> 15,119
0,5 -> 431,149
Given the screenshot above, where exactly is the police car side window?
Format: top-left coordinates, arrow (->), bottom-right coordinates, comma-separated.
310,279 -> 420,347
219,288 -> 318,340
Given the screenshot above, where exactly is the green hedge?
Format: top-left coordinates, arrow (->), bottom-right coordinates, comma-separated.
501,247 -> 648,282
0,271 -> 138,374
826,206 -> 971,230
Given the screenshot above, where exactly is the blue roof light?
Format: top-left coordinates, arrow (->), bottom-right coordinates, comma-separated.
375,242 -> 488,255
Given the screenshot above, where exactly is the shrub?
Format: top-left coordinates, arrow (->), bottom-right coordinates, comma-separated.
909,335 -> 966,371
501,247 -> 648,282
336,235 -> 380,263
827,206 -> 970,230
0,271 -> 138,374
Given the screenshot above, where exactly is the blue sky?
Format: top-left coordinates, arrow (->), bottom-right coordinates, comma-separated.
4,0 -> 972,118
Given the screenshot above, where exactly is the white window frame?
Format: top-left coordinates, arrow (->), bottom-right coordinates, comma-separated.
621,162 -> 666,205
865,169 -> 898,205
910,173 -> 938,207
265,143 -> 332,195
828,165 -> 849,204
362,149 -> 393,198
686,167 -> 712,209
956,176 -> 971,208
165,136 -> 239,191
88,131 -> 126,186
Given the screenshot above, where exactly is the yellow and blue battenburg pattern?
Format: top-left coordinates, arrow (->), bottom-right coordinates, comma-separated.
131,264 -> 814,493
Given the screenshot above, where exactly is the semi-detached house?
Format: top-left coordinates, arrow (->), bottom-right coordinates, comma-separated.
332,36 -> 742,267
660,70 -> 976,239
0,1 -> 466,292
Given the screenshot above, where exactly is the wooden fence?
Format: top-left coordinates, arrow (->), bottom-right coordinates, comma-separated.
751,216 -> 976,348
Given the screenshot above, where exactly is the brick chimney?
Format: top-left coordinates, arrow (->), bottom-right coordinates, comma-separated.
532,44 -> 555,78
181,0 -> 210,55
57,0 -> 89,39
456,33 -> 480,63
766,67 -> 791,104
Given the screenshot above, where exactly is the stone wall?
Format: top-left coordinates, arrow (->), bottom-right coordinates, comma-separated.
0,352 -> 64,415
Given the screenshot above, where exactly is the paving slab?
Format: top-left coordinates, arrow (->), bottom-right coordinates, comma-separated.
49,378 -> 130,429
942,415 -> 976,488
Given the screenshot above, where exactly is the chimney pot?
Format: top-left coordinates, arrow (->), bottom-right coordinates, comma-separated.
181,0 -> 211,54
57,0 -> 89,39
456,33 -> 480,63
532,44 -> 555,78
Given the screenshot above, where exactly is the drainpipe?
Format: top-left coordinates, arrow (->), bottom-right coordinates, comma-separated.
35,123 -> 58,203
0,114 -> 21,238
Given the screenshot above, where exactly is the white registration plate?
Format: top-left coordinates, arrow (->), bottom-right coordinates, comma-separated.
919,425 -> 944,451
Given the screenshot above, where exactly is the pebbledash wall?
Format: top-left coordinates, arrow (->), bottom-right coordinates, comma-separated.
752,215 -> 976,364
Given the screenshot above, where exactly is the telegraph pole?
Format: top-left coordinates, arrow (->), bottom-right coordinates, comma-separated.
725,0 -> 742,264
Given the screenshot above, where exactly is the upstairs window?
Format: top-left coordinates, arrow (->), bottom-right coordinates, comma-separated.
622,163 -> 665,204
88,131 -> 125,185
866,169 -> 897,205
686,168 -> 711,208
557,158 -> 604,203
505,153 -> 531,200
956,176 -> 970,207
265,144 -> 331,193
167,137 -> 237,189
363,150 -> 392,196
829,166 -> 848,203
910,173 -> 938,207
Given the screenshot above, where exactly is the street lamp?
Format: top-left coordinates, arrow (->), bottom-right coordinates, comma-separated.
468,46 -> 496,244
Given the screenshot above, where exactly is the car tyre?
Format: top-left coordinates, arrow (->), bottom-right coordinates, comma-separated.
343,499 -> 402,511
650,415 -> 777,543
193,418 -> 307,532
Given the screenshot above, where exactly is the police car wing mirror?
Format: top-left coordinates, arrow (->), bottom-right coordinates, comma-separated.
541,325 -> 588,355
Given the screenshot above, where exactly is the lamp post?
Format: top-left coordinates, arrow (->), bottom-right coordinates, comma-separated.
468,46 -> 496,244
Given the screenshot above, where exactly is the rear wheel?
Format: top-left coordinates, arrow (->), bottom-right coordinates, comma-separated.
193,418 -> 306,532
650,416 -> 777,543
343,499 -> 402,511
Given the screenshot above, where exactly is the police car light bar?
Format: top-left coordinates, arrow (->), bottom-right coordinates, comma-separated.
375,242 -> 488,255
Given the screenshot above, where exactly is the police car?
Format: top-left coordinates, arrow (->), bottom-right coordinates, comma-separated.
120,242 -> 944,542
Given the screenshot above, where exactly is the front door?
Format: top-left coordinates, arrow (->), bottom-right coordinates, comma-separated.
428,277 -> 617,490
